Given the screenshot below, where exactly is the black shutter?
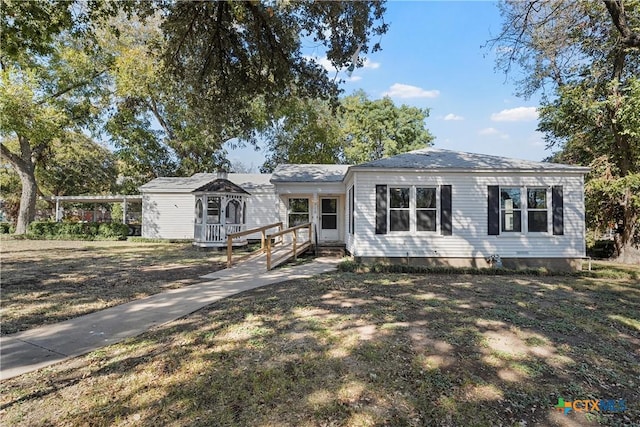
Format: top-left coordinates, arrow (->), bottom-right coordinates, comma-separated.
375,185 -> 387,234
440,185 -> 452,236
488,185 -> 500,235
552,185 -> 564,235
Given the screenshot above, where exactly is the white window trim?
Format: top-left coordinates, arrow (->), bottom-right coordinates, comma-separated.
288,197 -> 310,228
387,186 -> 439,234
499,186 -> 552,235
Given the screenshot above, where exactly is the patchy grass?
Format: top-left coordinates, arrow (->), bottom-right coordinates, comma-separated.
1,269 -> 638,426
0,240 -> 225,335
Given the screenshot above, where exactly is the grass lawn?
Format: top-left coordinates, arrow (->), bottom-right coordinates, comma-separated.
1,261 -> 638,426
0,239 -> 226,335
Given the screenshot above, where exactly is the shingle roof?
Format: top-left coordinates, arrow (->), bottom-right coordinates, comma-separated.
139,173 -> 273,193
192,178 -> 250,194
351,148 -> 590,172
270,164 -> 350,183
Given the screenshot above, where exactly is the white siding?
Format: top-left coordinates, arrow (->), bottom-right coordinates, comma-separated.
243,190 -> 281,239
352,171 -> 585,259
142,188 -> 281,240
142,193 -> 195,239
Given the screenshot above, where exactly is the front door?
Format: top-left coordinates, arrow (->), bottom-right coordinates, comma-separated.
320,197 -> 339,242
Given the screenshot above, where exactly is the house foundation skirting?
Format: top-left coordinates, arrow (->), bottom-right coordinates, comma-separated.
353,256 -> 582,272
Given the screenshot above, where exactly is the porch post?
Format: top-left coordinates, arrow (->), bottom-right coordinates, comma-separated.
122,198 -> 128,224
55,198 -> 61,222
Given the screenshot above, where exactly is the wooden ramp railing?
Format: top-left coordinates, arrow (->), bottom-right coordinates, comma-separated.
226,222 -> 314,271
265,223 -> 313,270
226,222 -> 283,267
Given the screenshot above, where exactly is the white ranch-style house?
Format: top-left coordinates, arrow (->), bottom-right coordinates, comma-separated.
139,148 -> 590,270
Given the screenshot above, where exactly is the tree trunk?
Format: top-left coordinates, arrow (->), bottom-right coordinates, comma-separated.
0,136 -> 38,234
615,188 -> 639,263
14,166 -> 38,234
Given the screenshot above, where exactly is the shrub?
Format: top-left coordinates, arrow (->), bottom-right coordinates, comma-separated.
0,222 -> 14,234
337,259 -> 577,277
26,221 -> 129,240
28,221 -> 58,236
98,223 -> 129,239
587,240 -> 616,259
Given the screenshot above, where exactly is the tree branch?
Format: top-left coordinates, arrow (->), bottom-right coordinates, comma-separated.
37,69 -> 108,105
1,139 -> 28,172
603,0 -> 640,48
145,89 -> 176,142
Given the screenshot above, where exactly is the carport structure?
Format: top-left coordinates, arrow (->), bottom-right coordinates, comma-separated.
44,195 -> 142,224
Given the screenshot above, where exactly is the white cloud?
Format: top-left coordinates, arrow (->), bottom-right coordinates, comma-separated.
383,83 -> 440,99
363,58 -> 381,69
444,113 -> 464,121
478,127 -> 509,140
305,55 -> 337,72
305,55 -> 380,72
490,106 -> 538,122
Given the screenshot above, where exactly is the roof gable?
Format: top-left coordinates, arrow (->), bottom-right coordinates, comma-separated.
192,178 -> 249,194
270,164 -> 350,183
139,173 -> 272,193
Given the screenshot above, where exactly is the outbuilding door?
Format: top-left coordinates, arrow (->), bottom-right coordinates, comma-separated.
319,197 -> 339,242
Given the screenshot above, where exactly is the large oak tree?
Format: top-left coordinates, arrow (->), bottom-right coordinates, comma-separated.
1,0 -> 388,234
491,0 -> 640,262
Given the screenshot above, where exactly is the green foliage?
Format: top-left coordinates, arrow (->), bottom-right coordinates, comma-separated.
493,1 -> 640,261
340,90 -> 434,164
0,223 -> 14,234
98,222 -> 130,238
161,1 -> 388,141
111,203 -> 123,223
259,91 -> 434,170
27,221 -> 128,240
37,133 -> 118,196
259,98 -> 343,172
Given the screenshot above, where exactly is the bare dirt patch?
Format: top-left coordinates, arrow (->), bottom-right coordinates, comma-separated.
1,268 -> 638,426
0,240 -> 225,335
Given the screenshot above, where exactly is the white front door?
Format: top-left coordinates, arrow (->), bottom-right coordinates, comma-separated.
319,197 -> 339,242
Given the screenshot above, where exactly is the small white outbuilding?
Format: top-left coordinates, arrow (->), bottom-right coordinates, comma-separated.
139,172 -> 277,245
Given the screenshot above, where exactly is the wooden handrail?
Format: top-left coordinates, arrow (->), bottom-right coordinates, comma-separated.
227,222 -> 283,240
226,222 -> 283,267
266,222 -> 312,270
268,222 -> 311,238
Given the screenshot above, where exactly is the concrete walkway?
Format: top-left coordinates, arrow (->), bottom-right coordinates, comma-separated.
0,257 -> 340,381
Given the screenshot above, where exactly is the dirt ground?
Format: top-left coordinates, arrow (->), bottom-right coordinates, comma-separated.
0,239 -> 226,335
1,268 -> 638,426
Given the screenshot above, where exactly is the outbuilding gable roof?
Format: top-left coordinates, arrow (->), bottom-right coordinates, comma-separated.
270,164 -> 350,183
192,178 -> 250,194
351,148 -> 590,172
139,173 -> 273,193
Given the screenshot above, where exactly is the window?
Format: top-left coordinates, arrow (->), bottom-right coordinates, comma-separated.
321,198 -> 337,229
195,199 -> 203,224
376,185 -> 451,235
226,199 -> 242,224
527,188 -> 548,232
389,187 -> 410,231
500,188 -> 521,232
416,187 -> 437,231
288,198 -> 309,226
207,197 -> 221,224
489,185 -> 562,236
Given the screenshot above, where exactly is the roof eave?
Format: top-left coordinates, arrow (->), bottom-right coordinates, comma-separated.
346,166 -> 591,174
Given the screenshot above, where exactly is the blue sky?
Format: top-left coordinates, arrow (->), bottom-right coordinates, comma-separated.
228,1 -> 549,169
